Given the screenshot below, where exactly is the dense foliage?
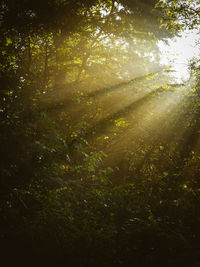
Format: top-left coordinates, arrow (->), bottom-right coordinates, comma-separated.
1,0 -> 200,266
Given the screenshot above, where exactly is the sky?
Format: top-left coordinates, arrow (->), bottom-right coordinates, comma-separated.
158,30 -> 200,83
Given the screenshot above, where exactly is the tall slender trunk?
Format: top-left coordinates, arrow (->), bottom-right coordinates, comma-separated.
27,37 -> 31,74
44,39 -> 48,89
53,31 -> 63,87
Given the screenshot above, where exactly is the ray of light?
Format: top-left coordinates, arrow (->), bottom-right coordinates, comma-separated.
47,71 -> 165,129
84,85 -> 171,140
101,84 -> 195,166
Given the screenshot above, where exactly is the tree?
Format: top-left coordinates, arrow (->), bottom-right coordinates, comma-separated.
155,0 -> 200,88
4,1 -> 199,267
155,0 -> 200,31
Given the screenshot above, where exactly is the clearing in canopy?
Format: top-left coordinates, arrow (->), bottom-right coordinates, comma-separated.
1,0 -> 200,266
